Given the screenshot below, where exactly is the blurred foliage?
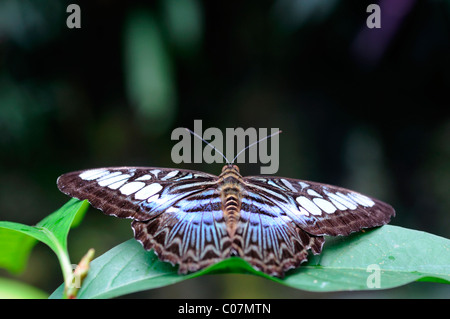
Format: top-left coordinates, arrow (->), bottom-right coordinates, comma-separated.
0,277 -> 48,299
0,0 -> 449,298
124,8 -> 176,134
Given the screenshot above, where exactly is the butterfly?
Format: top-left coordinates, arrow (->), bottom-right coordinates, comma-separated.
57,131 -> 395,277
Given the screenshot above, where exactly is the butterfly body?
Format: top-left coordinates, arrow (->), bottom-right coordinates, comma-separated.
57,165 -> 395,277
218,165 -> 244,238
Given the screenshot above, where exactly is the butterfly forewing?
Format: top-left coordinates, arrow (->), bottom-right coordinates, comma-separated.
57,167 -> 218,221
243,176 -> 395,236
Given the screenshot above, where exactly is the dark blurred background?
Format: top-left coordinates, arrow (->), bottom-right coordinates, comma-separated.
0,0 -> 449,298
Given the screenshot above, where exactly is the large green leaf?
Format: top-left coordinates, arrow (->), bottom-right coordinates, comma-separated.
49,225 -> 450,298
278,226 -> 450,291
0,198 -> 89,279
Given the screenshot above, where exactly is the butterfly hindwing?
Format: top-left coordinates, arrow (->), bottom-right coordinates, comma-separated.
243,176 -> 395,236
234,198 -> 325,276
132,187 -> 232,274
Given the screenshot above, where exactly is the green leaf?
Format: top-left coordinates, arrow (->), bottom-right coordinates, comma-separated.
0,278 -> 48,299
49,238 -> 186,299
49,225 -> 450,298
0,229 -> 37,274
278,226 -> 450,291
0,198 -> 89,280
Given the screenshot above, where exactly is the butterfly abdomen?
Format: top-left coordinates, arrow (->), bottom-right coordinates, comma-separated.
221,185 -> 242,237
218,166 -> 244,237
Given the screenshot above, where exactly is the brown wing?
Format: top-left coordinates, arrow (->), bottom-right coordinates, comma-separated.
57,167 -> 218,221
243,176 -> 395,236
58,166 -> 232,274
233,194 -> 325,276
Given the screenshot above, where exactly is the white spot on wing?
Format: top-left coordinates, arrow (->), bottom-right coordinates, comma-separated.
98,174 -> 128,186
348,192 -> 375,207
161,170 -> 179,181
280,179 -> 298,192
299,181 -> 309,190
79,169 -> 109,180
99,174 -> 131,187
334,192 -> 358,210
330,197 -> 347,210
150,169 -> 161,178
296,196 -> 322,215
336,192 -> 358,209
146,194 -> 159,202
136,174 -> 151,181
108,179 -> 128,189
97,171 -> 122,181
307,189 -> 322,197
324,192 -> 348,210
313,198 -> 336,214
119,182 -> 146,195
134,183 -> 163,200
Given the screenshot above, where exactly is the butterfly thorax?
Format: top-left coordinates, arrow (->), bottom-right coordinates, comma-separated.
218,165 -> 244,237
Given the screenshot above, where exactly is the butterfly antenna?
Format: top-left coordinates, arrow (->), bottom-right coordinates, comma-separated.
185,128 -> 231,164
231,130 -> 282,164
